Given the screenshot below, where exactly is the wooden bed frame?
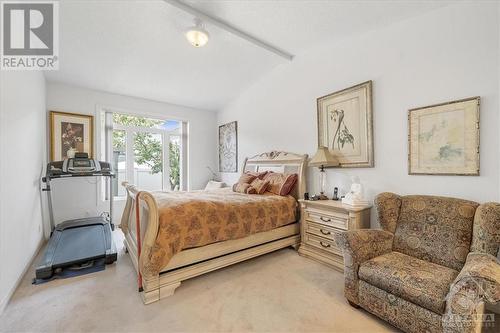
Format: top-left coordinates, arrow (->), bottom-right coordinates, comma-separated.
120,151 -> 308,304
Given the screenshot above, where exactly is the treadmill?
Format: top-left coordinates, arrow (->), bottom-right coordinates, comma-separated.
35,153 -> 118,280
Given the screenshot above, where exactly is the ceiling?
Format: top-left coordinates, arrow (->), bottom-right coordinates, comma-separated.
45,0 -> 448,111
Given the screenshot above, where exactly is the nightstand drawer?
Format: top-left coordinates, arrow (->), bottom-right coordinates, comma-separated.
303,233 -> 342,256
306,209 -> 348,230
304,220 -> 342,241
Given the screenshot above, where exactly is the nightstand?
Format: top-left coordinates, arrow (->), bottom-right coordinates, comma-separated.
298,199 -> 371,271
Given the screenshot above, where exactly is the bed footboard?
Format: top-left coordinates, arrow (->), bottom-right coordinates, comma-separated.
120,182 -> 161,290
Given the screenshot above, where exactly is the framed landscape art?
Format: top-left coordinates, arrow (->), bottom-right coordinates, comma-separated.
50,111 -> 93,161
317,81 -> 373,167
408,97 -> 480,175
219,121 -> 238,172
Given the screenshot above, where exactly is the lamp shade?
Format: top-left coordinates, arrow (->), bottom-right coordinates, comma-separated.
309,147 -> 339,167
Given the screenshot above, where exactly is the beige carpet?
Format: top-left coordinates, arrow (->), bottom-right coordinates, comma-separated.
0,231 -> 397,333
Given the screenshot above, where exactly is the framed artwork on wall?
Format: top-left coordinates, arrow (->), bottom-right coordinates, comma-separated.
219,121 -> 238,172
317,81 -> 374,167
408,97 -> 480,175
50,111 -> 93,161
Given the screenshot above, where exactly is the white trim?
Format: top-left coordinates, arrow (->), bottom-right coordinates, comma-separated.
162,0 -> 294,61
96,104 -> 191,124
104,112 -> 113,200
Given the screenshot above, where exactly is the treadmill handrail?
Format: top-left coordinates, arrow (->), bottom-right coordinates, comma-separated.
44,172 -> 115,181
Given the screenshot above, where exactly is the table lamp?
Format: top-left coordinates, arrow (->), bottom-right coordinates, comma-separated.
309,147 -> 339,200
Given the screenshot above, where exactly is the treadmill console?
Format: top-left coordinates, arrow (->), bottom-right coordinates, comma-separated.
45,152 -> 113,180
63,154 -> 101,173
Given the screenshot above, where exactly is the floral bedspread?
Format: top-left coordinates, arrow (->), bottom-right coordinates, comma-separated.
143,188 -> 297,276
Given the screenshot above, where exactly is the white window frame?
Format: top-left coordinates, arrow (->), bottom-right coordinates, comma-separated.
99,106 -> 188,199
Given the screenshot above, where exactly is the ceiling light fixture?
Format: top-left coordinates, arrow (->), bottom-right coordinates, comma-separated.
164,0 -> 292,60
185,18 -> 209,48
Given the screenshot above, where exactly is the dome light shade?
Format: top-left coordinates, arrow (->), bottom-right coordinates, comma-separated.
185,18 -> 209,47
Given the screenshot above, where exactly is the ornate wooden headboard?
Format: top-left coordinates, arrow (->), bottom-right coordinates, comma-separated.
242,151 -> 308,200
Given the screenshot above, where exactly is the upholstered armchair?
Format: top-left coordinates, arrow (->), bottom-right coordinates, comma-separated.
335,193 -> 500,333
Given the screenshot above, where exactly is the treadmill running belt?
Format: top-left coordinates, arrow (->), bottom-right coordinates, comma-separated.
35,217 -> 117,281
53,226 -> 106,266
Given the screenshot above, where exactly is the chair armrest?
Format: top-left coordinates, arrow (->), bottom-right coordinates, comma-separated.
449,252 -> 500,304
444,252 -> 500,332
471,202 -> 500,256
334,229 -> 393,305
334,229 -> 394,265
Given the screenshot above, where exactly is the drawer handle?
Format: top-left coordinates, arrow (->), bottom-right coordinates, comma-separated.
319,241 -> 331,248
320,216 -> 331,222
320,229 -> 331,235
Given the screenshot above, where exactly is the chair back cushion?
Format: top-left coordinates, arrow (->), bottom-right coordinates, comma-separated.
393,195 -> 479,270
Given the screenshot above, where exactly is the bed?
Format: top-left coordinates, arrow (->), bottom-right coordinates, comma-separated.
120,151 -> 308,304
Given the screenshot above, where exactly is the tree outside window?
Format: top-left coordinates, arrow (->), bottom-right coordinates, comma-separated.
112,114 -> 180,190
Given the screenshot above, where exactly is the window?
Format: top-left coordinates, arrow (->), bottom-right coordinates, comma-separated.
104,111 -> 186,198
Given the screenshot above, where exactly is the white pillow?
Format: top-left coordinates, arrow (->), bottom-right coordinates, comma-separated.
205,180 -> 226,190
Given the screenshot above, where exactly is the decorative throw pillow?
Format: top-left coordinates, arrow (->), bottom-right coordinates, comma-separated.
250,178 -> 270,195
263,172 -> 298,196
245,186 -> 257,194
233,171 -> 270,194
245,170 -> 269,180
233,182 -> 252,193
236,172 -> 257,184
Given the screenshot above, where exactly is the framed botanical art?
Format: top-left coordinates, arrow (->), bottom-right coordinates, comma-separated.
408,97 -> 480,175
50,111 -> 94,161
317,81 -> 373,167
219,121 -> 238,172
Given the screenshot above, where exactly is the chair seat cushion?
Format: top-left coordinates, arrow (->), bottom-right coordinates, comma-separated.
359,251 -> 459,314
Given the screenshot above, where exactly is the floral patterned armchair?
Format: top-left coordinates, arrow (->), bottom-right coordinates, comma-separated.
335,193 -> 500,333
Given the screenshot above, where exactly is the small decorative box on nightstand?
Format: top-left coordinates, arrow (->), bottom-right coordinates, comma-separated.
298,199 -> 371,271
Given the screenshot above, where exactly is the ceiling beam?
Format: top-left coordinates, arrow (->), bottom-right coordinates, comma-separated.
163,0 -> 294,61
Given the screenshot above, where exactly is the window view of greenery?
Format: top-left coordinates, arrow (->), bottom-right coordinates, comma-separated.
132,131 -> 164,191
169,137 -> 180,190
112,114 -> 181,195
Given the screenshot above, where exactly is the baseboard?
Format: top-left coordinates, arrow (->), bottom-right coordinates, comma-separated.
0,238 -> 45,316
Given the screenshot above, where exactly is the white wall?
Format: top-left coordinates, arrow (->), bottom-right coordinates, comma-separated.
218,3 -> 500,226
46,83 -> 217,224
0,71 -> 46,313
